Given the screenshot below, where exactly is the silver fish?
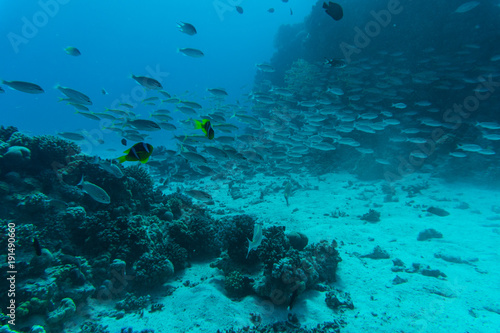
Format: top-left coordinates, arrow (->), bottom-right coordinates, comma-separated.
78,177 -> 111,204
2,80 -> 44,94
178,48 -> 204,58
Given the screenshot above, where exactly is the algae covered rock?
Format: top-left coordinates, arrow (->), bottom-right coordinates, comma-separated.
47,297 -> 76,325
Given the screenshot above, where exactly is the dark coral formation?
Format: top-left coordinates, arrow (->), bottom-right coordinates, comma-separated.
0,129 -> 345,332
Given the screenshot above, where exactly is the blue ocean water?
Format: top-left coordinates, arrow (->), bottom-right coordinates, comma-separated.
0,1 -> 310,138
1,1 -> 500,332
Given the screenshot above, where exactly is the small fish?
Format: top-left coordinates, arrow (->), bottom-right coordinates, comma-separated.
75,111 -> 101,121
247,223 -> 264,258
194,119 -> 215,139
158,122 -> 177,131
392,103 -> 407,109
57,132 -> 86,141
267,8 -> 275,13
327,87 -> 344,96
455,1 -> 479,13
450,151 -> 467,158
78,176 -> 111,204
101,88 -> 108,95
284,181 -> 292,207
177,22 -> 197,35
256,63 -> 275,72
477,122 -> 500,130
56,85 -> 92,105
324,58 -> 347,68
117,142 -> 154,163
68,102 -> 89,111
288,288 -> 299,311
126,119 -> 161,131
121,138 -> 127,146
119,103 -> 135,109
323,1 -> 343,21
178,48 -> 204,58
98,161 -> 124,178
483,133 -> 500,141
457,143 -> 482,152
2,80 -> 44,94
207,88 -> 228,97
64,46 -> 81,56
131,74 -> 163,90
33,237 -> 42,256
45,199 -> 68,210
185,189 -> 213,203
182,100 -> 202,109
235,6 -> 243,14
181,151 -> 208,164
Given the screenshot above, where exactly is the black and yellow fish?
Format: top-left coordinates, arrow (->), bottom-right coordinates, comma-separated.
194,119 -> 215,139
117,142 -> 153,163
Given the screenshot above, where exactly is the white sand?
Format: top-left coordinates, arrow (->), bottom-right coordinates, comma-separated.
68,172 -> 500,332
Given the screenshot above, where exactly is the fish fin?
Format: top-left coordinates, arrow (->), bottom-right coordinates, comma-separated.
140,156 -> 150,164
117,155 -> 127,163
194,119 -> 202,129
246,238 -> 252,259
78,175 -> 84,186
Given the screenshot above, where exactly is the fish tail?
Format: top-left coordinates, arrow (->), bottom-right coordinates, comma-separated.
246,238 -> 252,259
194,119 -> 202,129
116,155 -> 127,163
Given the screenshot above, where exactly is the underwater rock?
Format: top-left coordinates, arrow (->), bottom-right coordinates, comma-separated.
405,263 -> 446,279
434,251 -> 478,265
360,209 -> 381,223
0,125 -> 18,142
417,228 -> 443,241
2,146 -> 31,168
325,289 -> 354,311
47,298 -> 76,325
133,252 -> 174,288
391,258 -> 406,272
18,192 -> 49,214
29,325 -> 47,333
224,270 -> 254,298
110,259 -> 127,277
163,210 -> 174,221
427,206 -> 450,217
286,231 -> 308,250
392,275 -> 408,285
115,293 -> 151,312
62,206 -> 87,227
361,245 -> 390,259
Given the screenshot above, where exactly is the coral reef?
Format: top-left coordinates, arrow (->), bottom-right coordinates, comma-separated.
115,293 -> 151,312
360,209 -> 381,223
0,128 -> 348,332
284,59 -> 321,97
0,126 -> 18,142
